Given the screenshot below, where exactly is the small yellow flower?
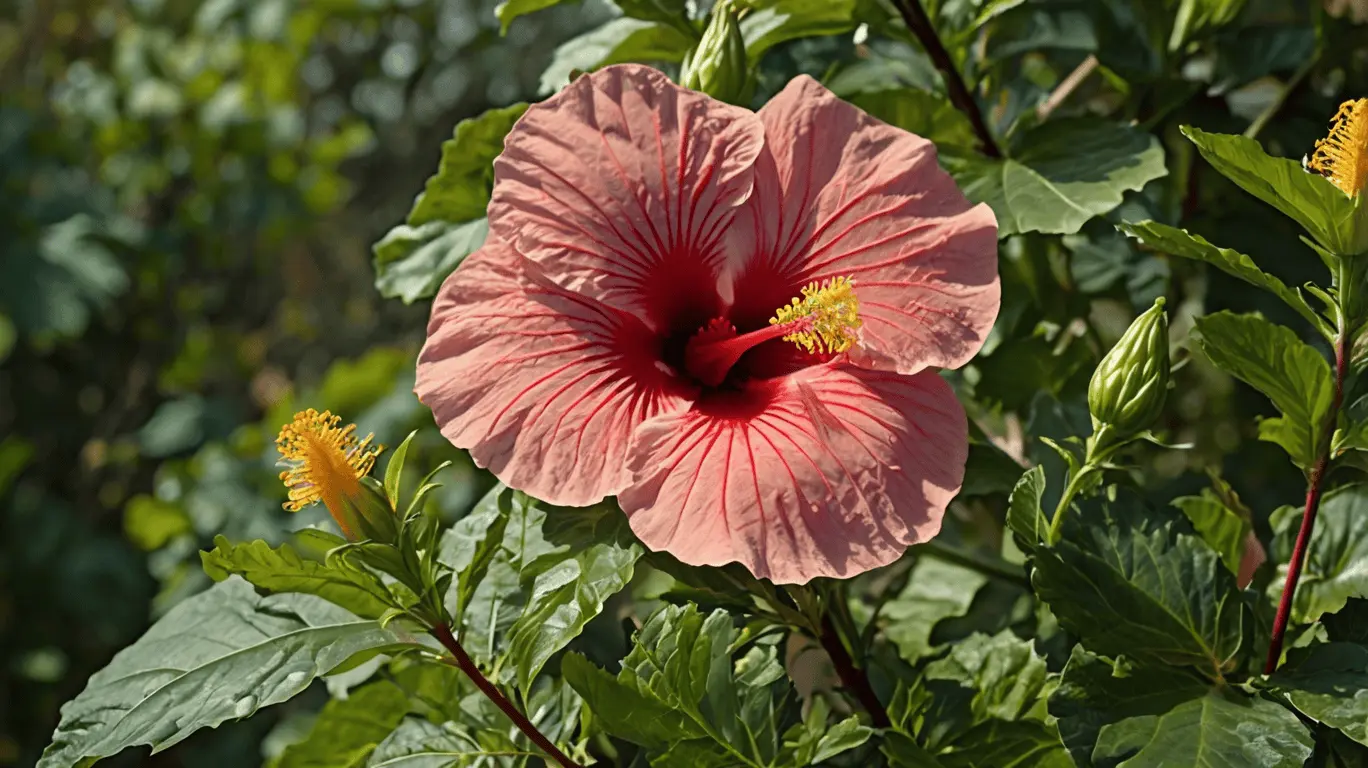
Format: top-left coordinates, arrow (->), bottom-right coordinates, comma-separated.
1308,98 -> 1368,197
276,409 -> 383,538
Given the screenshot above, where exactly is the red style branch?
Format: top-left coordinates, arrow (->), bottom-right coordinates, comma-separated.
1265,330 -> 1352,674
431,623 -> 584,767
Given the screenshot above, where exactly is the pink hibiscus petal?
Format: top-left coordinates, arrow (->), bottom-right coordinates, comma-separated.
416,238 -> 695,507
619,365 -> 966,583
490,64 -> 765,335
726,75 -> 1000,374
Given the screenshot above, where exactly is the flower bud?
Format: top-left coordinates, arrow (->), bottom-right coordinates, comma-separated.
1088,297 -> 1170,443
679,2 -> 753,106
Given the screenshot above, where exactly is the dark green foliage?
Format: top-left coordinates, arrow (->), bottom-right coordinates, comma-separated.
12,0 -> 1368,767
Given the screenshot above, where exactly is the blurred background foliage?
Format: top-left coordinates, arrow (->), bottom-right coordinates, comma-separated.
2,0 -> 1366,765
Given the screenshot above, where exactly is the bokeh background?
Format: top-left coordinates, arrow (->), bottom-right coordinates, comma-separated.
2,0 -> 1366,765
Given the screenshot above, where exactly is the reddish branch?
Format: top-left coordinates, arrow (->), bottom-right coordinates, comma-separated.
1265,331 -> 1352,674
819,615 -> 892,728
431,623 -> 584,767
890,0 -> 1002,158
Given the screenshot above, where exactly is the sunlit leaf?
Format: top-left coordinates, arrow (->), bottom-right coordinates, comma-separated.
1032,494 -> 1244,679
1267,486 -> 1368,624
1183,127 -> 1368,258
945,119 -> 1167,237
1192,311 -> 1334,469
277,681 -> 410,768
1120,221 -> 1325,333
539,18 -> 696,94
39,579 -> 411,768
201,535 -> 398,620
1273,641 -> 1368,748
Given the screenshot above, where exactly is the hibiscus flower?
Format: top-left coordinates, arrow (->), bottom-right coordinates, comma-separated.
417,65 -> 999,583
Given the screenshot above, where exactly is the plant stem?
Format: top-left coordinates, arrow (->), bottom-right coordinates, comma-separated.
1243,51 -> 1319,141
1036,54 -> 1099,121
818,615 -> 891,729
1047,464 -> 1093,544
890,0 -> 1002,158
1265,329 -> 1351,674
431,623 -> 584,768
916,539 -> 1030,589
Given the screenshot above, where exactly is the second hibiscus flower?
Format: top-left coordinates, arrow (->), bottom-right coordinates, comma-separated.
417,65 -> 1000,583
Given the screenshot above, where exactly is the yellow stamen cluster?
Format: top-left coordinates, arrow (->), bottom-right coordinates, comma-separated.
770,276 -> 862,355
276,409 -> 382,514
1308,98 -> 1368,197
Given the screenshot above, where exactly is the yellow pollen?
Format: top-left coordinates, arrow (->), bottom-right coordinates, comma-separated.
276,409 -> 382,527
770,276 -> 862,355
1308,98 -> 1368,197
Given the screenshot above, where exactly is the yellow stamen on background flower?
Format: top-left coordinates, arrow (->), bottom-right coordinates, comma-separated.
276,409 -> 382,536
771,276 -> 862,354
1308,99 -> 1368,197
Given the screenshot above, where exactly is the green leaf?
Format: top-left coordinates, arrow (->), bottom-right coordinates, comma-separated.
883,557 -> 988,664
945,119 -> 1167,238
201,535 -> 396,620
883,730 -> 948,767
539,18 -> 696,94
373,103 -> 526,304
1267,485 -> 1368,624
494,0 -> 574,34
561,653 -> 701,749
1092,687 -> 1313,767
1183,126 -> 1368,258
372,218 -> 489,305
1273,642 -> 1368,748
923,631 -> 1050,725
938,719 -> 1071,768
383,431 -> 417,511
1172,490 -> 1252,579
408,104 -> 528,227
738,0 -> 857,62
1006,466 -> 1048,554
1050,647 -> 1210,767
1192,311 -> 1335,469
1119,221 -> 1325,334
564,604 -> 797,766
368,717 -> 529,766
39,579 -> 409,768
276,681 -> 410,768
1032,495 -> 1244,679
846,89 -> 977,150
507,503 -> 642,690
779,699 -> 872,766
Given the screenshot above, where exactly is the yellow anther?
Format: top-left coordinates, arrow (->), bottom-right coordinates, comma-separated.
1308,98 -> 1368,197
276,409 -> 382,517
770,276 -> 862,355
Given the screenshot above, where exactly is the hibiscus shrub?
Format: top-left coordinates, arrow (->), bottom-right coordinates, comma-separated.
40,1 -> 1368,767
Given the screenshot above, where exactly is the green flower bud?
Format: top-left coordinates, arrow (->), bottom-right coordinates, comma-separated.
1088,297 -> 1171,445
679,2 -> 753,106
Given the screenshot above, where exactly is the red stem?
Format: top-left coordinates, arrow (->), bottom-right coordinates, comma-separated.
890,0 -> 1002,159
818,615 -> 891,728
1265,331 -> 1351,674
431,623 -> 584,767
